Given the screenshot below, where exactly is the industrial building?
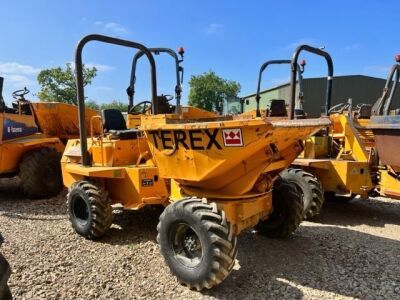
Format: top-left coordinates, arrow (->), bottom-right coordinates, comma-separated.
227,75 -> 398,117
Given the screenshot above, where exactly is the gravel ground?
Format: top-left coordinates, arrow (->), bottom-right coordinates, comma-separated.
1,177 -> 400,299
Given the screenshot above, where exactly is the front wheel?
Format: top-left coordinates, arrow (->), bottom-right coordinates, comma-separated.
255,177 -> 303,238
157,198 -> 237,290
67,181 -> 113,240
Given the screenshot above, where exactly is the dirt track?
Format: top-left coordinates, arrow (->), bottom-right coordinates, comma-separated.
0,178 -> 399,299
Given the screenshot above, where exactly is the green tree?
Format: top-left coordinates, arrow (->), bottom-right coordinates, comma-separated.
100,100 -> 128,112
188,71 -> 241,113
85,100 -> 100,110
84,100 -> 128,112
37,63 -> 97,105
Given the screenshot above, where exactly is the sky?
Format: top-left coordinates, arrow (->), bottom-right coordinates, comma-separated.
0,0 -> 399,106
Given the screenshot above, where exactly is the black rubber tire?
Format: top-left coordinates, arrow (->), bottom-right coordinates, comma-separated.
157,198 -> 237,290
2,285 -> 12,300
67,181 -> 113,240
281,168 -> 324,219
19,148 -> 62,198
255,177 -> 303,238
325,192 -> 356,203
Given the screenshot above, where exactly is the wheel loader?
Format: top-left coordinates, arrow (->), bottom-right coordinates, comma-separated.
0,76 -> 100,197
61,34 -> 330,290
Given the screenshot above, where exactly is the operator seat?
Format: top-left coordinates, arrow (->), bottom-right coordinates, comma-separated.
269,99 -> 288,117
357,104 -> 372,119
101,109 -> 139,140
157,95 -> 175,114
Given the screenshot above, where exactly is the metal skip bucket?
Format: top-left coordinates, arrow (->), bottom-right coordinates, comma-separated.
368,115 -> 400,167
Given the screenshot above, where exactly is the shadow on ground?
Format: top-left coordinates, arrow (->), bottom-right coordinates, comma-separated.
314,196 -> 400,227
98,206 -> 164,246
0,178 -> 67,219
205,226 -> 400,299
1,183 -> 400,299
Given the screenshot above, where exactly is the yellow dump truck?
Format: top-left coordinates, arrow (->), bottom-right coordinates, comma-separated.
0,78 -> 99,197
61,34 -> 331,290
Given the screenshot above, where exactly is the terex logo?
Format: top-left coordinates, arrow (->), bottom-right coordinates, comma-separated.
148,129 -> 222,150
222,129 -> 243,147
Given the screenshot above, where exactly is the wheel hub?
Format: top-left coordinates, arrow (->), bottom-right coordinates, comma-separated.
171,223 -> 203,267
183,235 -> 198,253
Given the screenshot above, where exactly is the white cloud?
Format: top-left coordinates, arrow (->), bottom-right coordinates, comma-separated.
206,23 -> 224,35
95,21 -> 129,36
0,62 -> 41,75
6,74 -> 35,86
65,61 -> 114,72
344,44 -> 361,50
86,63 -> 115,72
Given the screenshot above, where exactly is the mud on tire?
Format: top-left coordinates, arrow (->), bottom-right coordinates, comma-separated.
255,177 -> 303,238
19,147 -> 63,198
67,181 -> 113,240
157,198 -> 237,290
281,168 -> 324,219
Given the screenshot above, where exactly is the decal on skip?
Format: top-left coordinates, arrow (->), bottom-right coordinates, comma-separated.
148,129 -> 222,150
2,119 -> 38,140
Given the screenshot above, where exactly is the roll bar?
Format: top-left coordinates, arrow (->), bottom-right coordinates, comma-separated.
75,34 -> 157,166
255,60 -> 305,117
289,45 -> 334,119
128,48 -> 183,115
372,63 -> 400,116
0,77 -> 3,102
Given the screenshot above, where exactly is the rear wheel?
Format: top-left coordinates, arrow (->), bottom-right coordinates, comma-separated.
67,181 -> 113,239
157,198 -> 237,290
19,147 -> 62,198
255,177 -> 303,238
281,168 -> 324,219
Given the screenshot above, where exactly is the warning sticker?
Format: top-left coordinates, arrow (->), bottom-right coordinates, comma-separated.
222,128 -> 243,147
141,179 -> 154,187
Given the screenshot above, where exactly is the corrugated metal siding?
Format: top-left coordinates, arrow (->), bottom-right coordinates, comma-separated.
302,76 -> 388,117
242,75 -> 400,117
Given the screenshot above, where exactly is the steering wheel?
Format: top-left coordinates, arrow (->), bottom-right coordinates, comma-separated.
129,101 -> 152,115
12,87 -> 29,100
328,102 -> 350,114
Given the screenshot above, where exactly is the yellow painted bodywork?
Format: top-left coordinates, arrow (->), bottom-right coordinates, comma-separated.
0,102 -> 101,175
0,109 -> 64,174
299,136 -> 329,159
377,169 -> 400,200
140,114 -> 329,233
294,114 -> 374,197
126,114 -> 141,128
294,158 -> 372,198
61,136 -> 169,210
63,108 -> 329,234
